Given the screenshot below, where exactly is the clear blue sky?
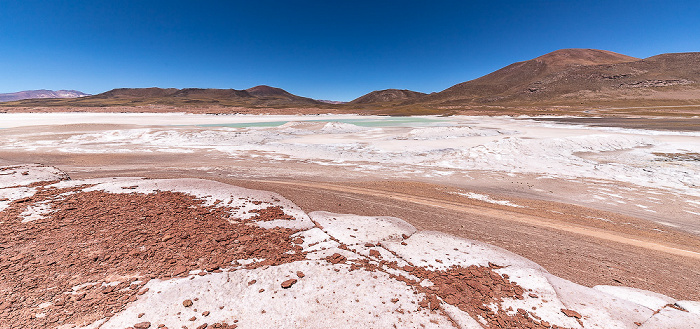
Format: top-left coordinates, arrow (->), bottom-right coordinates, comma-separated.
1,1 -> 699,101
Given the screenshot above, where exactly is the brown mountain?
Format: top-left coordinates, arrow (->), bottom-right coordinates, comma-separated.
245,85 -> 321,104
350,89 -> 427,104
408,49 -> 700,108
2,86 -> 322,108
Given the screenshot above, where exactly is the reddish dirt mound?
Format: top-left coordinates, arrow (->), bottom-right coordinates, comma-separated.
411,265 -> 569,328
0,184 -> 306,328
246,205 -> 296,222
341,251 -> 572,329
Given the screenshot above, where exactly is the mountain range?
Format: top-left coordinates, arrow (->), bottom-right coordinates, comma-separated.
0,89 -> 89,102
411,49 -> 700,109
2,49 -> 699,113
1,85 -> 322,108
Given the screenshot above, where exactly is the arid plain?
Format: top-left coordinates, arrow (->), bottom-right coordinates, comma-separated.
2,49 -> 700,328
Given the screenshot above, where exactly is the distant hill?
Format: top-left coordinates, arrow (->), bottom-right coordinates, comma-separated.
406,49 -> 700,108
0,89 -> 89,102
316,100 -> 346,104
2,86 -> 323,108
350,89 -> 426,104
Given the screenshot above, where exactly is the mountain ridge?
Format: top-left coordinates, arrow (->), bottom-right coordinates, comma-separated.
0,89 -> 89,102
3,49 -> 700,114
408,49 -> 700,108
350,89 -> 427,104
1,86 -> 322,108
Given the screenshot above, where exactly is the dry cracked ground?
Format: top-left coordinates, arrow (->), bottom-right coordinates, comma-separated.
0,164 -> 699,329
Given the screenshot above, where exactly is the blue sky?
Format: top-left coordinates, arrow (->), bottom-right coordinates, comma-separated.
1,1 -> 699,101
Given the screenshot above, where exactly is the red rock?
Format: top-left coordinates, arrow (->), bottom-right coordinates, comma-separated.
196,324 -> 208,329
134,322 -> 151,329
401,234 -> 409,239
281,278 -> 298,288
369,249 -> 381,258
561,308 -> 582,319
189,316 -> 197,321
296,271 -> 305,278
326,253 -> 347,264
183,299 -> 193,307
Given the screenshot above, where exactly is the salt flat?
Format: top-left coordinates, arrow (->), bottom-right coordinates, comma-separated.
0,113 -> 698,234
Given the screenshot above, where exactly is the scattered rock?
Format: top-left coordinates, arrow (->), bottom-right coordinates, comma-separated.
561,308 -> 582,319
183,299 -> 193,307
326,253 -> 347,264
134,322 -> 151,329
281,279 -> 298,289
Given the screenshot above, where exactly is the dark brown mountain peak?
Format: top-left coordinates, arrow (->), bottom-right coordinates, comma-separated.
350,89 -> 427,104
245,85 -> 290,97
533,49 -> 639,68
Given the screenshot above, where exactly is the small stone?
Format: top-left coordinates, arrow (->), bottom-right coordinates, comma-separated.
369,249 -> 381,258
326,253 -> 346,264
133,322 -> 151,329
296,271 -> 305,278
561,308 -> 582,319
202,311 -> 210,316
183,299 -> 193,307
189,316 -> 197,321
196,324 -> 208,329
281,278 -> 297,289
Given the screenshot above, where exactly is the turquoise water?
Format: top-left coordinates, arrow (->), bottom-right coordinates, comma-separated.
200,121 -> 290,128
198,116 -> 451,128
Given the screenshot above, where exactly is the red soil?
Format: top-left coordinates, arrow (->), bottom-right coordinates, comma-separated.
0,184 -> 305,328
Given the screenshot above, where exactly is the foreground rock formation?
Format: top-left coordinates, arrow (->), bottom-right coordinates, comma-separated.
0,164 -> 698,328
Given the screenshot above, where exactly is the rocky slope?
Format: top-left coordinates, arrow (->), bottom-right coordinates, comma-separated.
408,49 -> 700,108
1,164 -> 698,328
350,89 -> 427,104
